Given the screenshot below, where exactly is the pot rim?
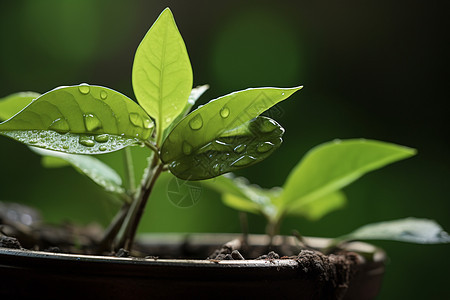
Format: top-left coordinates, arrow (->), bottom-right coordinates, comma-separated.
0,233 -> 385,268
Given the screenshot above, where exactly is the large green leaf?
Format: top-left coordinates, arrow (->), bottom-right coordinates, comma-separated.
132,8 -> 193,136
334,218 -> 450,244
285,190 -> 346,220
162,116 -> 284,180
161,86 -> 302,180
0,85 -> 154,154
31,147 -> 125,194
279,139 -> 416,209
0,92 -> 40,121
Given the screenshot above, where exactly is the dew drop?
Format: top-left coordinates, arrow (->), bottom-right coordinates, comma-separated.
260,118 -> 278,133
230,155 -> 257,167
99,146 -> 107,151
129,112 -> 143,127
84,114 -> 102,132
220,107 -> 230,118
212,163 -> 220,174
79,135 -> 95,147
63,145 -> 70,150
256,142 -> 274,153
78,83 -> 90,95
94,134 -> 109,143
29,139 -> 38,144
48,118 -> 70,133
233,144 -> 246,154
166,117 -> 172,124
100,90 -> 108,100
282,92 -> 285,96
143,118 -> 153,129
189,114 -> 203,130
182,141 -> 193,155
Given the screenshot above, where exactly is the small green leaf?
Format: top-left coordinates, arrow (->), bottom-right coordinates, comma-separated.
286,190 -> 346,220
0,85 -> 154,154
203,174 -> 249,199
204,174 -> 280,219
0,92 -> 40,121
335,218 -> 450,244
161,86 -> 302,179
222,193 -> 261,215
279,139 -> 416,209
132,8 -> 193,135
31,147 -> 125,194
162,116 -> 284,180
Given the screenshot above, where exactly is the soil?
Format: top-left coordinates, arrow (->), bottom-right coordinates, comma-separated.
0,202 -> 371,299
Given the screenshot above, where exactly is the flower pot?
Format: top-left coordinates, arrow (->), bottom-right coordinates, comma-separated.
0,234 -> 385,299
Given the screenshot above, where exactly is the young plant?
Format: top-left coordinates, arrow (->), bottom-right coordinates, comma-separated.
204,139 -> 450,247
0,8 -> 301,252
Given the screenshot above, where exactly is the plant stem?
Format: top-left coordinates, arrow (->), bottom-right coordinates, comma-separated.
122,163 -> 164,250
123,147 -> 136,193
97,202 -> 130,253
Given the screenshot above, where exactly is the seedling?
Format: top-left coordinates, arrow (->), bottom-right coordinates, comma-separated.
0,8 -> 448,253
0,8 -> 300,251
204,139 -> 450,248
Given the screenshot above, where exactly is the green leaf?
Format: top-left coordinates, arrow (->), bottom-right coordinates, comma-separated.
279,139 -> 416,209
161,86 -> 302,180
0,92 -> 40,121
31,147 -> 125,194
286,190 -> 346,220
162,116 -> 284,180
0,85 -> 154,154
335,218 -> 450,244
222,193 -> 261,215
203,174 -> 249,199
204,174 -> 280,219
132,8 -> 193,135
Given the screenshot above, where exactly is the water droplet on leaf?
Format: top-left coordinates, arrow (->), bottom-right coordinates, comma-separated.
182,141 -> 193,155
129,112 -> 143,127
48,118 -> 70,133
79,135 -> 95,147
143,118 -> 153,129
63,145 -> 69,150
212,163 -> 220,174
233,144 -> 246,154
220,107 -> 230,118
78,83 -> 90,95
189,114 -> 203,130
260,118 -> 278,133
84,114 -> 102,132
94,134 -> 109,143
231,155 -> 256,167
100,90 -> 108,100
99,146 -> 107,151
256,142 -> 274,153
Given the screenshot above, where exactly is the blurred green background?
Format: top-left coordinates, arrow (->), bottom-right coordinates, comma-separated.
0,0 -> 448,298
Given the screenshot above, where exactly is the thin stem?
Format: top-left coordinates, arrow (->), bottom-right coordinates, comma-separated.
97,202 -> 130,253
123,163 -> 164,250
239,212 -> 249,247
145,140 -> 159,156
123,147 -> 136,194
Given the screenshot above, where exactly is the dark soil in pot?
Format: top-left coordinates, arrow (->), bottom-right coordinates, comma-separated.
0,203 -> 385,299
